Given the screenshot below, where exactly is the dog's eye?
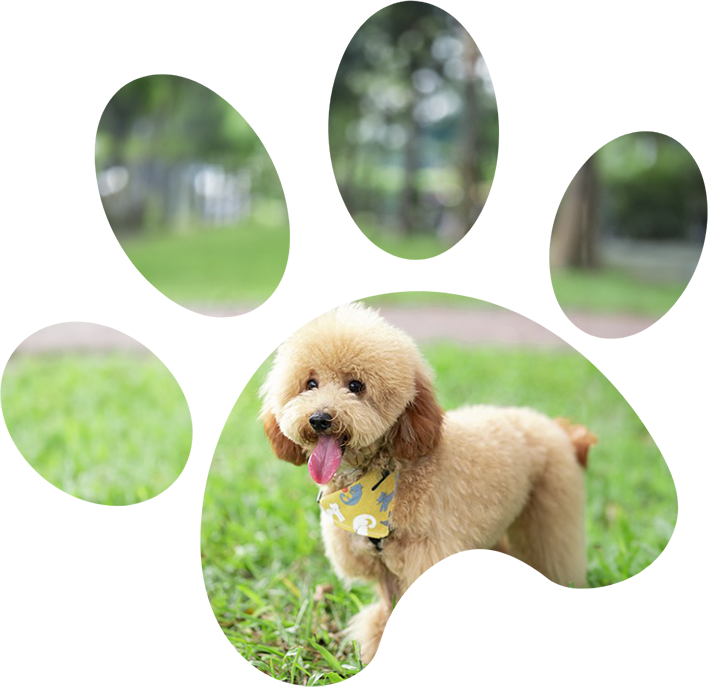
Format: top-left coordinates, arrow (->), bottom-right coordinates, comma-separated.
306,379 -> 318,391
348,380 -> 364,394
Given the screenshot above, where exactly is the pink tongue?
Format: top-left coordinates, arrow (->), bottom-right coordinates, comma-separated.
308,435 -> 342,485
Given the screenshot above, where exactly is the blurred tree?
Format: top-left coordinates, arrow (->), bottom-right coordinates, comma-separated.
329,1 -> 498,244
98,189 -> 113,240
98,74 -> 174,167
97,75 -> 284,235
460,32 -> 484,255
568,155 -> 600,269
600,133 -> 706,241
329,0 -> 462,236
98,76 -> 260,166
400,43 -> 423,237
395,8 -> 427,235
329,31 -> 367,213
551,160 -> 600,269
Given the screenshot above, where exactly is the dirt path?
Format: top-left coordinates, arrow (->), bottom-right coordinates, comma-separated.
195,305 -> 655,341
11,307 -> 656,354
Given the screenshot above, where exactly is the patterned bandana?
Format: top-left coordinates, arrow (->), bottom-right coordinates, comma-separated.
319,469 -> 397,539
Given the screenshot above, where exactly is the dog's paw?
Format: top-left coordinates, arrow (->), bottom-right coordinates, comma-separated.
345,602 -> 393,665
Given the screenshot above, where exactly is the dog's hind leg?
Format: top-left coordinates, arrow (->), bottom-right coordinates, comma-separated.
506,450 -> 587,587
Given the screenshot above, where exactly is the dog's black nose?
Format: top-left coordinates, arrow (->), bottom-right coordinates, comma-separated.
309,411 -> 332,433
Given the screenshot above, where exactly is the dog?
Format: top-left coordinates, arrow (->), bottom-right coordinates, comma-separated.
260,303 -> 595,663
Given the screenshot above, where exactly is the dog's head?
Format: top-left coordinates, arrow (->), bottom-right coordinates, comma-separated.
260,303 -> 444,484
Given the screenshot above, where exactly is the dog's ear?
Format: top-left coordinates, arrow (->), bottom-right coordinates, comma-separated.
388,371 -> 444,461
263,412 -> 307,466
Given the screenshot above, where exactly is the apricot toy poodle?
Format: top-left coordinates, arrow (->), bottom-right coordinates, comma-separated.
260,303 -> 595,663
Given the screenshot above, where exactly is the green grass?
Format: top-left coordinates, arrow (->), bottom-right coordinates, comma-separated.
550,268 -> 706,317
119,224 -> 706,317
2,330 -> 674,684
361,291 -> 497,309
358,227 -> 453,260
1,353 -> 192,505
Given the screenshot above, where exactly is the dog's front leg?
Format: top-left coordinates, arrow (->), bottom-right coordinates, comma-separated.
321,519 -> 386,583
347,536 -> 450,664
346,601 -> 390,664
380,534 -> 448,597
346,568 -> 398,665
376,566 -> 400,608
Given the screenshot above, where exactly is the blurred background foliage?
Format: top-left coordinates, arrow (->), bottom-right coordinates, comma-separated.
93,52 -> 706,326
596,133 -> 706,242
328,2 -> 499,254
96,75 -> 287,234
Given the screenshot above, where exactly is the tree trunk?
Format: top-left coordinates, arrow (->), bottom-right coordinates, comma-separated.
578,162 -> 600,267
550,160 -> 601,269
399,37 -> 427,238
98,189 -> 113,240
460,30 -> 481,237
569,157 -> 598,269
334,148 -> 356,224
400,98 -> 422,236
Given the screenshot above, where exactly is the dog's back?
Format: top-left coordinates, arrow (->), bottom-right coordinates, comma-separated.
443,405 -> 595,471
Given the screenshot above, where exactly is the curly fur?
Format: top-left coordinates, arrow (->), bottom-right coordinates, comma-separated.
261,303 -> 592,663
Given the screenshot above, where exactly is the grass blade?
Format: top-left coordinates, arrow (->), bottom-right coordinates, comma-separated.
309,639 -> 343,673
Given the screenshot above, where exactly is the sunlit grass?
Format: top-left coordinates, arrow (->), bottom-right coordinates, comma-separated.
1,353 -> 192,505
119,225 -> 706,317
550,268 -> 706,317
0,341 -> 674,681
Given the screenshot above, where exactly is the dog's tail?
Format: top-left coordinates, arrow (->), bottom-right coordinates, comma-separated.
555,418 -> 597,469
